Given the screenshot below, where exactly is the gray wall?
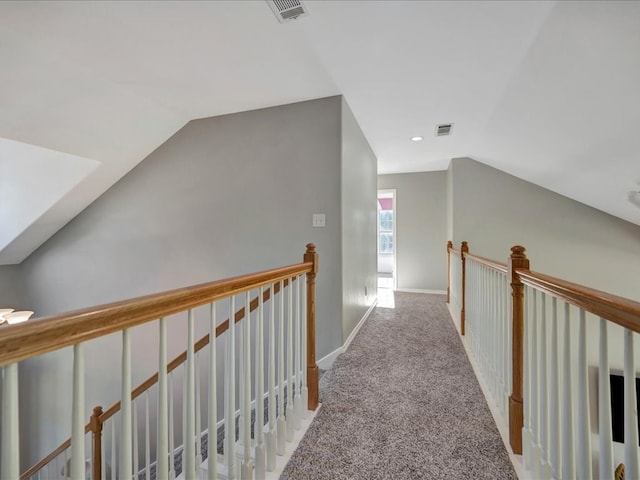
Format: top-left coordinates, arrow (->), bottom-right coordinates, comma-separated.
341,98 -> 378,341
18,96 -> 347,466
0,265 -> 22,309
378,172 -> 448,291
449,157 -> 640,299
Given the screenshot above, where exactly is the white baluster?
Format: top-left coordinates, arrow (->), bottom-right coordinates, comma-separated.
120,329 -> 132,480
101,424 -> 106,480
157,318 -> 169,479
491,269 -> 498,405
599,318 -> 613,480
549,298 -> 560,478
145,393 -> 151,480
185,309 -> 197,479
71,343 -> 85,480
522,287 -> 532,469
241,291 -> 253,479
64,448 -> 69,479
500,272 -> 508,418
576,308 -> 592,480
1,363 -> 20,480
225,297 -> 237,479
133,398 -> 139,478
494,270 -> 500,413
301,275 -> 308,419
169,371 -> 176,480
483,266 -> 488,369
624,328 -> 639,479
480,272 -> 485,389
277,281 -> 286,455
111,420 -> 116,480
238,301 -> 245,453
208,302 -> 218,480
506,274 -> 512,411
286,279 -> 295,442
562,303 -> 576,479
255,287 -> 266,479
538,294 -> 551,478
531,289 -> 541,473
196,352 -> 203,468
266,283 -> 277,470
294,277 -> 302,430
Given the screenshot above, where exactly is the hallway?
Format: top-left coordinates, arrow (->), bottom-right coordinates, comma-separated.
281,292 -> 517,479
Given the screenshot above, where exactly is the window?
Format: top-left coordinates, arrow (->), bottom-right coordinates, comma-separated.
379,209 -> 393,254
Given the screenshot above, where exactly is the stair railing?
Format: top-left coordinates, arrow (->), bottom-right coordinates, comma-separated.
3,243 -> 319,480
447,241 -> 640,480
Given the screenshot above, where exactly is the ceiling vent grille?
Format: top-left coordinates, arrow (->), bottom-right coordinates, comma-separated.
436,123 -> 454,136
267,0 -> 309,23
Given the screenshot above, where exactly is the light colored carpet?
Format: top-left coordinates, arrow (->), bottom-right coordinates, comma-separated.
281,292 -> 517,480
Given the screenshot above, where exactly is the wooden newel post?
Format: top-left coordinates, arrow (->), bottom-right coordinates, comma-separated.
446,241 -> 453,304
90,406 -> 104,480
304,243 -> 320,411
508,246 -> 529,455
460,241 -> 469,335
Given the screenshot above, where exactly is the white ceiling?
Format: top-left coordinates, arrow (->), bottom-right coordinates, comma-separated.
1,0 -> 639,265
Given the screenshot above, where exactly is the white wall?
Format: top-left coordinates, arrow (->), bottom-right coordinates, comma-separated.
449,157 -> 640,300
340,98 -> 378,341
378,172 -> 448,291
0,265 -> 22,309
17,96 -> 348,467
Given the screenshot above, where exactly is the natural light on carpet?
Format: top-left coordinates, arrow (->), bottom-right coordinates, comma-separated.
377,287 -> 395,308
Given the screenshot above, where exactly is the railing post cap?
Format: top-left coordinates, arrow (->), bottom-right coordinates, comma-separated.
305,243 -> 316,253
447,240 -> 453,249
510,245 -> 527,258
93,405 -> 103,416
461,241 -> 469,253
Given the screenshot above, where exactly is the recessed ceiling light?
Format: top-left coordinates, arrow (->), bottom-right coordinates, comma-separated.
411,136 -> 423,142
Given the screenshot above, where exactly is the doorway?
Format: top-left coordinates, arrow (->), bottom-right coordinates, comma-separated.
377,189 -> 396,291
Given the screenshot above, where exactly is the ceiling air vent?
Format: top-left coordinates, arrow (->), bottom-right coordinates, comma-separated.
267,0 -> 309,23
436,123 -> 454,136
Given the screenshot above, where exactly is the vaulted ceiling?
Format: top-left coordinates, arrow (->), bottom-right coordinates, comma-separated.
1,0 -> 639,265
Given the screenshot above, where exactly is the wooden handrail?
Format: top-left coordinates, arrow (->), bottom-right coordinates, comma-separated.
0,262 -> 312,367
19,243 -> 318,480
464,252 -> 508,274
20,425 -> 92,479
517,268 -> 640,334
445,241 -> 640,458
20,278 -> 296,480
99,279 -> 293,423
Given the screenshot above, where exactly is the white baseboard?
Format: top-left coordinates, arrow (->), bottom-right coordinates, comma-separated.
446,301 -> 462,335
396,288 -> 446,295
458,334 -> 526,479
317,347 -> 342,371
317,299 -> 378,370
343,299 -> 377,351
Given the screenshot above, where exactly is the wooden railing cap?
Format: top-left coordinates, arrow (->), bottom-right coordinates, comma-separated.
510,245 -> 527,258
461,241 -> 469,253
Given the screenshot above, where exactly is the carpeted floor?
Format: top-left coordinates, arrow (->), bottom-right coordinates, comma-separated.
281,291 -> 517,480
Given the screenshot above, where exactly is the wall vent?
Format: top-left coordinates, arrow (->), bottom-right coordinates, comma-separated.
436,123 -> 454,136
266,0 -> 309,23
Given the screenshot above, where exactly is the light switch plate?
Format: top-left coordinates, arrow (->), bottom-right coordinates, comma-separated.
312,213 -> 326,227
